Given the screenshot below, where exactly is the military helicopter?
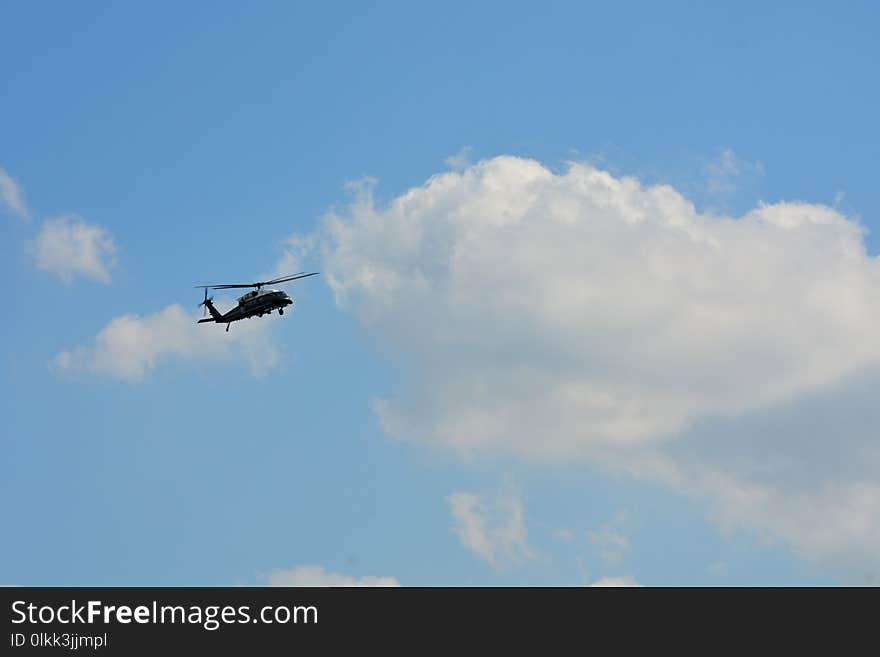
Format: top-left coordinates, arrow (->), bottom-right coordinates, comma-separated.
195,272 -> 319,331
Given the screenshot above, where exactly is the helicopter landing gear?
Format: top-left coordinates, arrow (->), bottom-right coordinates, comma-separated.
279,308 -> 284,315
226,323 -> 230,333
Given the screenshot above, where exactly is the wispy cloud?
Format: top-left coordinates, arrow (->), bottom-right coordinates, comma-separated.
53,303 -> 281,382
587,511 -> 630,565
275,234 -> 318,279
259,565 -> 399,587
447,479 -> 534,570
704,147 -> 763,198
589,576 -> 640,587
29,215 -> 117,284
444,145 -> 473,171
0,167 -> 28,219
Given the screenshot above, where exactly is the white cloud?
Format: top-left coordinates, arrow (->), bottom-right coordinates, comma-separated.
30,215 -> 117,284
53,303 -> 280,382
317,156 -> 880,455
0,167 -> 28,218
298,155 -> 880,580
260,565 -> 399,587
587,512 -> 630,565
590,576 -> 640,587
447,479 -> 533,570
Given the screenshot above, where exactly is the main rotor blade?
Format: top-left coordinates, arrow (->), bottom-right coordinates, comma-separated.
194,272 -> 320,290
264,272 -> 319,285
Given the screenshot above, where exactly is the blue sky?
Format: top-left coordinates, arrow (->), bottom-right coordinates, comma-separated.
3,1 -> 879,586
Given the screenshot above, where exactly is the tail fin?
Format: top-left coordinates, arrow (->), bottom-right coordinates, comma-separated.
197,289 -> 223,323
202,298 -> 222,321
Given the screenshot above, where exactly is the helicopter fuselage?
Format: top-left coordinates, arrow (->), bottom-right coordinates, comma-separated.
196,272 -> 317,331
198,288 -> 293,329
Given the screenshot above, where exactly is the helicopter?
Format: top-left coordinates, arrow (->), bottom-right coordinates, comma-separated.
195,272 -> 319,332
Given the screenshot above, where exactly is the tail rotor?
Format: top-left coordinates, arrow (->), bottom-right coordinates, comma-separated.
198,288 -> 213,317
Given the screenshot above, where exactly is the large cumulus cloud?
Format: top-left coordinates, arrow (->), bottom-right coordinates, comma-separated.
318,156 -> 880,454
297,155 -> 880,578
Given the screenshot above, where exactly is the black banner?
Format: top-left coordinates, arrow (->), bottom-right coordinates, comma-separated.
0,586 -> 871,653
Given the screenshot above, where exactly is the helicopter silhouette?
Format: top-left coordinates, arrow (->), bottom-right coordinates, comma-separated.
195,272 -> 319,332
